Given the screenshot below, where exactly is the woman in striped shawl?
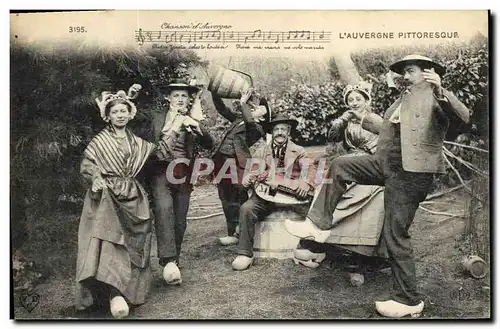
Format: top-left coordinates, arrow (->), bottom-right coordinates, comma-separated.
74,85 -> 156,319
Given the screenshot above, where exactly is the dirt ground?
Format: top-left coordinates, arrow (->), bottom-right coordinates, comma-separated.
13,182 -> 490,320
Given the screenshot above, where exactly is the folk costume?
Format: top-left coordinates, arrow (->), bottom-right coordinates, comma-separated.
294,84 -> 387,272
285,55 -> 470,317
75,85 -> 156,318
232,114 -> 316,270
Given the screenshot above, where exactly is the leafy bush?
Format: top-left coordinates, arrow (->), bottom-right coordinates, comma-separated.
269,82 -> 347,146
283,39 -> 488,147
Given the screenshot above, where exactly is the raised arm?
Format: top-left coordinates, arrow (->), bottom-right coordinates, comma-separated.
435,87 -> 471,124
236,101 -> 255,124
327,112 -> 351,143
212,93 -> 238,122
422,68 -> 471,124
233,101 -> 266,142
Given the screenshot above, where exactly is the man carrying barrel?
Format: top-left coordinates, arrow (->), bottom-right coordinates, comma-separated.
211,86 -> 271,246
231,113 -> 317,271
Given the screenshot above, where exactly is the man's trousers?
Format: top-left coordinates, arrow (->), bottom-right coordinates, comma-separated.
151,170 -> 192,267
213,152 -> 249,237
308,154 -> 433,306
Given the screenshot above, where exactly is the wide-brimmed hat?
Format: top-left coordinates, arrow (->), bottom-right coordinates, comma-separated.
264,113 -> 299,133
160,78 -> 200,94
389,54 -> 446,77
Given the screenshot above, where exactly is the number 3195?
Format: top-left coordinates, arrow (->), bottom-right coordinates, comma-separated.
69,26 -> 86,33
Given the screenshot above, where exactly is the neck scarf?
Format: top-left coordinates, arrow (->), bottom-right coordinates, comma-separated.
272,139 -> 288,169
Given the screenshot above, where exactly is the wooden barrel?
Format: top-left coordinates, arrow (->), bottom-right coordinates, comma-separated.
253,209 -> 302,259
207,66 -> 253,99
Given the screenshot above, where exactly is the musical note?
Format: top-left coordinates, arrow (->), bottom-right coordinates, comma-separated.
165,31 -> 177,43
157,31 -> 162,39
252,29 -> 262,39
267,31 -> 280,44
301,30 -> 311,40
316,30 -> 325,41
136,28 -> 145,45
212,30 -> 221,40
179,32 -> 191,43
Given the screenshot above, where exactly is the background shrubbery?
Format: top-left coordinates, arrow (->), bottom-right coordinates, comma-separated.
11,44 -> 206,213
269,35 -> 488,147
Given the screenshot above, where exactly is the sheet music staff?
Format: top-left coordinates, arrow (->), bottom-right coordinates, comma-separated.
135,29 -> 331,45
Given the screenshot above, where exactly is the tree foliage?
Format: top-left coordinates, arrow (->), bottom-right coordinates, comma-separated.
270,38 -> 488,147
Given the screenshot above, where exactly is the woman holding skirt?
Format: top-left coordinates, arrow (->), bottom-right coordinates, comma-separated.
75,85 -> 156,318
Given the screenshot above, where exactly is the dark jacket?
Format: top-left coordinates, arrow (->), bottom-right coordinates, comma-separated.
211,95 -> 265,170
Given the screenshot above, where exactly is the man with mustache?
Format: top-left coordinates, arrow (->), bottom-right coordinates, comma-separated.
284,55 -> 471,317
231,113 -> 316,271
